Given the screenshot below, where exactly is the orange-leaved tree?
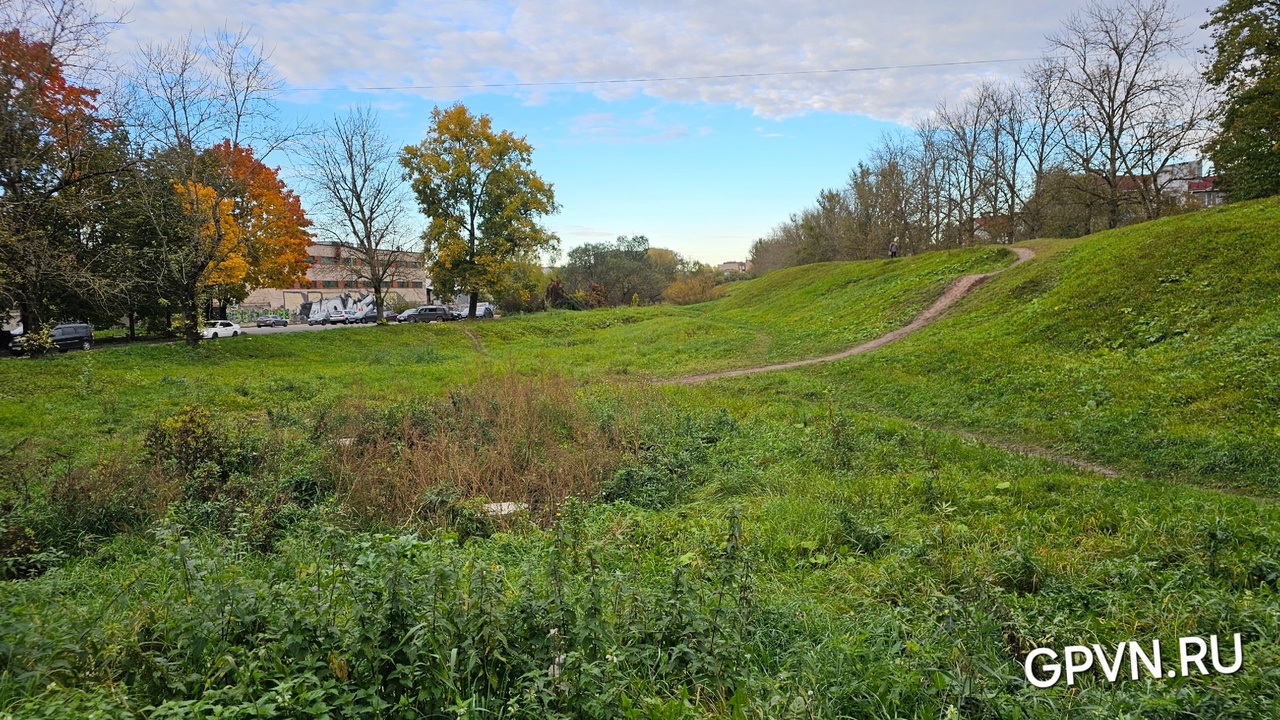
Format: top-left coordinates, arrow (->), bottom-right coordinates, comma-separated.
0,27 -> 120,335
203,141 -> 311,308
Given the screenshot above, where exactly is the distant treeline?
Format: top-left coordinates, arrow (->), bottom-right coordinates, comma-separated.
498,235 -> 747,313
751,0 -> 1276,275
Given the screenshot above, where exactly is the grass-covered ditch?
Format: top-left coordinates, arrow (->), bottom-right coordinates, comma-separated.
5,204 -> 1280,717
3,370 -> 1279,718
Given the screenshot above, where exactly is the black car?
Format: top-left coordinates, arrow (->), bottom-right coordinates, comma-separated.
256,315 -> 288,327
410,305 -> 454,323
9,322 -> 93,354
354,307 -> 379,323
396,307 -> 422,323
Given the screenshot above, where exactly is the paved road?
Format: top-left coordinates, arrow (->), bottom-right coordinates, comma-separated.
2,317 -> 485,357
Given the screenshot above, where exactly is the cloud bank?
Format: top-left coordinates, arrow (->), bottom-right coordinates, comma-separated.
102,0 -> 1212,121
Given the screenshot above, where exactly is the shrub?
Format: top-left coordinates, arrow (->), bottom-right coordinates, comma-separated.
602,408 -> 738,510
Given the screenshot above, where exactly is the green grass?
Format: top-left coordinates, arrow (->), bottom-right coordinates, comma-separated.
0,246 -> 1011,458
3,201 -> 1280,717
794,199 -> 1280,491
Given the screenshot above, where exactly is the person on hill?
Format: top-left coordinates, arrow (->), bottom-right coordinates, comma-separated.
888,239 -> 899,258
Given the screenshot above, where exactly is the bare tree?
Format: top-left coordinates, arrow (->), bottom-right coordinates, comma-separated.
303,106 -> 413,322
937,89 -> 996,244
1045,0 -> 1210,228
1,0 -> 124,77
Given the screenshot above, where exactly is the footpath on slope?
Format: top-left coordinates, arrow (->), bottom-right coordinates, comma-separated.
664,245 -> 1280,496
666,246 -> 1135,480
672,246 -> 1036,384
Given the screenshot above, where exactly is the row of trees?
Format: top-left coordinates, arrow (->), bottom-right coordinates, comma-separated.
1,0 -> 562,340
751,0 -> 1272,274
0,0 -> 318,344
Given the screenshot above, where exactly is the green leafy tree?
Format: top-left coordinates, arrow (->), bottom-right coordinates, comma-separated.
563,235 -> 677,306
400,103 -> 558,318
1204,0 -> 1280,200
0,27 -> 129,335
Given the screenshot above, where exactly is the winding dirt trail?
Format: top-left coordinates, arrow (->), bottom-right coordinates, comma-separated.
672,247 -> 1036,385
660,247 -> 1280,493
665,247 -> 1134,478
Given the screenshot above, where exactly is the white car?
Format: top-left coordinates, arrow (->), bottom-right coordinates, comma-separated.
201,320 -> 241,339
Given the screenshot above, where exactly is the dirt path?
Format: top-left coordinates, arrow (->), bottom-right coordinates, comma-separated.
672,247 -> 1035,385
461,327 -> 484,354
950,429 -> 1121,477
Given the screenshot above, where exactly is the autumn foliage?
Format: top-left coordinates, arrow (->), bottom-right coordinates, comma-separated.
0,28 -> 101,150
180,142 -> 311,299
207,141 -> 312,291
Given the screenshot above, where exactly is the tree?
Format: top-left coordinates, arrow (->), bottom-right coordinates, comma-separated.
0,25 -> 126,335
304,106 -> 412,322
400,103 -> 558,318
1203,0 -> 1280,200
563,235 -> 676,306
1043,0 -> 1210,228
203,140 -> 310,314
128,29 -> 296,344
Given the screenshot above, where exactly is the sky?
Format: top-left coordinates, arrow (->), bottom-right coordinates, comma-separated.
94,0 -> 1214,264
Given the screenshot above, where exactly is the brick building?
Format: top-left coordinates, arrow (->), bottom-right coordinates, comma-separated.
242,242 -> 431,317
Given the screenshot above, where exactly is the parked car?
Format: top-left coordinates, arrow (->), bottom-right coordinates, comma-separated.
9,322 -> 93,355
396,307 -> 421,323
410,305 -> 454,323
458,299 -> 496,316
256,315 -> 288,327
307,311 -> 330,326
354,307 -> 379,323
384,310 -> 400,322
201,320 -> 241,339
329,309 -> 358,324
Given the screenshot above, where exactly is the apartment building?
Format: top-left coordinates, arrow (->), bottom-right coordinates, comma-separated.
242,242 -> 431,315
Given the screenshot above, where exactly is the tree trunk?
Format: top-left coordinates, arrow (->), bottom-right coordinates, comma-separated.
128,311 -> 136,341
468,289 -> 478,319
19,301 -> 42,338
185,287 -> 202,346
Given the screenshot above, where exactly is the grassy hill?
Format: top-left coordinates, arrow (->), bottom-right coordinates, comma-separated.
799,198 -> 1280,491
0,246 -> 1011,457
3,202 -> 1280,718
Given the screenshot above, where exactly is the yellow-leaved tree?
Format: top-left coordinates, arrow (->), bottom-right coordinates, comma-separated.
400,103 -> 558,318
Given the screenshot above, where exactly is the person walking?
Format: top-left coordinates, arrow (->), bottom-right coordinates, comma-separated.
889,239 -> 899,258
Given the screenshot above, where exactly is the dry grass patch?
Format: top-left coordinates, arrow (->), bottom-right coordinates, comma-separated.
332,372 -> 646,528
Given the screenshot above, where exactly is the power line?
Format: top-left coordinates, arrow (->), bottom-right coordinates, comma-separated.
283,57 -> 1042,93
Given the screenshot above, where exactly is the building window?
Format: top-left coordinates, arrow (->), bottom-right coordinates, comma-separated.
411,281 -> 423,288
322,280 -> 338,289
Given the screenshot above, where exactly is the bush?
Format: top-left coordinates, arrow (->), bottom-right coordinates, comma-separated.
602,408 -> 738,509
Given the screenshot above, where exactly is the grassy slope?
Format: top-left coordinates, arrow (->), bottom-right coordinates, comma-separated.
5,205 -> 1280,716
0,246 -> 1010,456
801,199 -> 1280,490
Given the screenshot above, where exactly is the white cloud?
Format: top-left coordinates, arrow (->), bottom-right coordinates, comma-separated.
101,0 -> 1213,120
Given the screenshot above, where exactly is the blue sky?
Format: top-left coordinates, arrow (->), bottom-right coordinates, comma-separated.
100,0 -> 1214,264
